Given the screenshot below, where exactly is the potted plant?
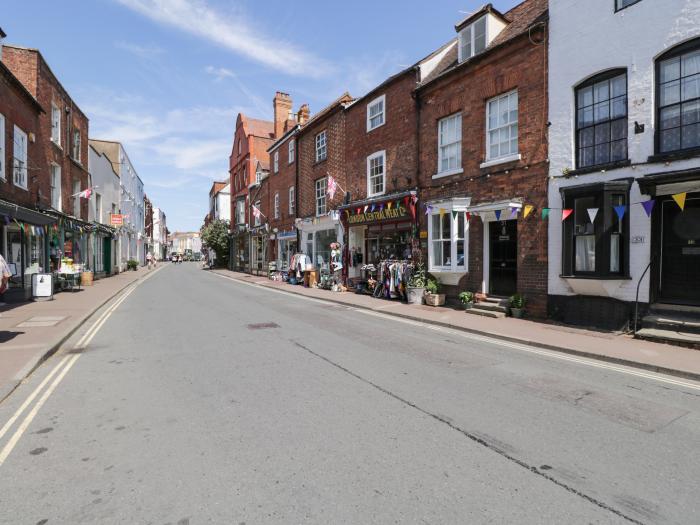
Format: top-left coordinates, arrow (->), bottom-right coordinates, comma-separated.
127,259 -> 139,271
406,263 -> 427,305
458,291 -> 475,310
509,293 -> 526,318
424,275 -> 445,307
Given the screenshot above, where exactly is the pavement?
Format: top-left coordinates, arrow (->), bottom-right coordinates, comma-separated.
0,262 -> 698,524
0,265 -> 159,402
211,268 -> 700,382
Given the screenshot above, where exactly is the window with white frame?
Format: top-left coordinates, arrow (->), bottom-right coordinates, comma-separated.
13,125 -> 28,189
367,150 -> 386,197
428,208 -> 467,272
51,103 -> 61,145
236,199 -> 245,225
96,193 -> 103,223
73,179 -> 81,217
315,131 -> 327,162
315,177 -> 327,216
367,94 -> 386,132
437,113 -> 462,175
254,200 -> 261,226
72,128 -> 81,162
458,16 -> 487,63
273,151 -> 279,173
289,186 -> 295,215
486,90 -> 519,161
0,113 -> 5,180
288,139 -> 295,163
274,193 -> 280,219
255,168 -> 263,185
51,164 -> 61,211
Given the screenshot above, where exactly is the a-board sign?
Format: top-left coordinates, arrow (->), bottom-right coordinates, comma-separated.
32,273 -> 53,300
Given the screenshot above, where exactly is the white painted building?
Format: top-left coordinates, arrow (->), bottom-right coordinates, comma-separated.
170,232 -> 202,255
152,207 -> 167,260
88,144 -> 120,276
90,140 -> 146,270
547,0 -> 700,329
209,182 -> 230,222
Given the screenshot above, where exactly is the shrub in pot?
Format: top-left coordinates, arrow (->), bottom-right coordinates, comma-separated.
424,275 -> 445,307
127,259 -> 139,271
458,291 -> 475,310
509,293 -> 526,318
406,263 -> 427,305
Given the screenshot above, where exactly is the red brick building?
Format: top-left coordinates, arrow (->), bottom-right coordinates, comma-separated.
264,93 -> 309,270
295,93 -> 353,271
415,0 -> 549,316
228,113 -> 274,271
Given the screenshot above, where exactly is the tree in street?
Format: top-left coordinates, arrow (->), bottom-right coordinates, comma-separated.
201,219 -> 230,268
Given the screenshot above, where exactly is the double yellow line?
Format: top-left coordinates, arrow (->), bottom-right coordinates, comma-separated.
0,266 -> 163,468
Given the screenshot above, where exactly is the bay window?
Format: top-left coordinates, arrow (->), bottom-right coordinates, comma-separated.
561,181 -> 630,278
428,206 -> 468,272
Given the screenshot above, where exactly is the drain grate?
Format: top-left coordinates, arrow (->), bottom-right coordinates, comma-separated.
247,322 -> 279,330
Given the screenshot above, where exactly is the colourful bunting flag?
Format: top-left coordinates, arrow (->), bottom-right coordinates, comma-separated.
587,208 -> 598,223
672,192 -> 687,211
424,204 -> 432,216
452,210 -> 458,220
561,209 -> 573,221
510,207 -> 518,219
439,208 -> 446,218
363,205 -> 368,213
466,212 -> 471,222
641,199 -> 655,218
524,205 -> 534,218
403,196 -> 409,206
614,205 -> 627,220
495,210 -> 501,221
387,202 -> 392,210
542,208 -> 550,220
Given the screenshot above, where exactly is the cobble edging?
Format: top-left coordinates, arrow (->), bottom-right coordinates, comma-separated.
211,269 -> 700,383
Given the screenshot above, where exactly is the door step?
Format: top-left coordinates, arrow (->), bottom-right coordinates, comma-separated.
473,302 -> 509,313
635,328 -> 700,348
636,304 -> 700,348
464,308 -> 506,319
641,314 -> 700,335
650,303 -> 700,316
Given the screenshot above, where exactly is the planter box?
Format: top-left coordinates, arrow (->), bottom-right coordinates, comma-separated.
406,286 -> 425,305
424,293 -> 446,307
463,302 -> 474,310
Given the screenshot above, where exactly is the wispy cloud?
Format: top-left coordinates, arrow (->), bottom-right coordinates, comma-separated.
115,0 -> 332,77
204,65 -> 235,81
204,65 -> 270,117
114,40 -> 164,59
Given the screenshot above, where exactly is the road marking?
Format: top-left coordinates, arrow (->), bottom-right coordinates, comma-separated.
0,355 -> 71,443
0,354 -> 79,467
0,265 -> 165,467
212,271 -> 700,392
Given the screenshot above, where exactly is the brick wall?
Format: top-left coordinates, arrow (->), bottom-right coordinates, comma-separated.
297,107 -> 347,218
3,46 -> 90,221
417,32 -> 549,317
344,73 -> 418,202
0,64 -> 42,209
266,132 -> 297,260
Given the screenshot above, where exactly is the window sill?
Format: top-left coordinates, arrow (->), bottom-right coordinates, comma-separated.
432,168 -> 464,180
13,183 -> 28,192
560,274 -> 632,281
648,147 -> 700,164
565,159 -> 631,176
367,122 -> 385,133
367,191 -> 385,199
479,153 -> 521,169
429,268 -> 467,273
313,157 -> 327,167
51,140 -> 63,151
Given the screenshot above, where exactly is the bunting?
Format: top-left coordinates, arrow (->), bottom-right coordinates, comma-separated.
587,208 -> 599,223
524,204 -> 534,218
494,210 -> 501,221
641,200 -> 655,218
452,210 -> 458,220
614,205 -> 627,220
561,209 -> 573,221
542,208 -> 550,220
672,192 -> 687,211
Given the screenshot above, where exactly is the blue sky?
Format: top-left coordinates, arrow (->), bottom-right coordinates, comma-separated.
3,0 -> 520,232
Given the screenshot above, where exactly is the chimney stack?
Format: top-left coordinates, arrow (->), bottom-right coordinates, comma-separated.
297,104 -> 310,125
273,91 -> 293,139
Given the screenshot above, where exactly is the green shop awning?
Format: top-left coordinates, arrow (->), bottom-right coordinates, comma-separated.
0,199 -> 57,226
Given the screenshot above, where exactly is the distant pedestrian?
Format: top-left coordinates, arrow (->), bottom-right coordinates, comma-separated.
0,253 -> 11,306
146,251 -> 153,270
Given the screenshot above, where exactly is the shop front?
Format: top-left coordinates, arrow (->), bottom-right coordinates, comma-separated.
296,212 -> 342,273
340,191 -> 418,282
230,225 -> 250,272
0,200 -> 55,301
249,225 -> 268,276
273,230 -> 298,271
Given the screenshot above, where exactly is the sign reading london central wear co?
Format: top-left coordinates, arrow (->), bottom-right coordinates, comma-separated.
347,205 -> 409,226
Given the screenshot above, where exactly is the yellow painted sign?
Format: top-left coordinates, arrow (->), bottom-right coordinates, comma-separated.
419,230 -> 428,239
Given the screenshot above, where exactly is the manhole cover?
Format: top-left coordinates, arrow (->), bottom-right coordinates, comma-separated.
247,322 -> 279,330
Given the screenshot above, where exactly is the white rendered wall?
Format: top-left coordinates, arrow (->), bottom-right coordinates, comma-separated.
547,0 -> 700,303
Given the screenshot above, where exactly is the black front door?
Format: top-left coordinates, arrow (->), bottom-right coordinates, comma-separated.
490,220 -> 517,296
660,195 -> 700,305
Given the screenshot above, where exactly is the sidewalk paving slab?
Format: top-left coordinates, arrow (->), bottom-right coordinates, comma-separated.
212,269 -> 700,382
0,267 -> 156,403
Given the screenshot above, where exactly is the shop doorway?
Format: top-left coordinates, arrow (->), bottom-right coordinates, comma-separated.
103,237 -> 112,275
489,220 -> 517,296
659,195 -> 700,305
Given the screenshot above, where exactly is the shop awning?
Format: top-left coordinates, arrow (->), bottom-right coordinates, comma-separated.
0,200 -> 57,226
638,168 -> 700,197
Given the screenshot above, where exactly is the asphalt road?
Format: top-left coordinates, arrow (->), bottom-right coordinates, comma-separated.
0,263 -> 698,524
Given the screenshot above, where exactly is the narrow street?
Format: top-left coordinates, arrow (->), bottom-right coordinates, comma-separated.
0,263 -> 697,524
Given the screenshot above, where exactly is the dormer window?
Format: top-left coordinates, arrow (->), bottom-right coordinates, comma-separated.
459,16 -> 487,62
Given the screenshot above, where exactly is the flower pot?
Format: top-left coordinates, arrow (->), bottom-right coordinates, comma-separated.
424,293 -> 446,307
463,301 -> 474,310
511,308 -> 524,318
406,286 -> 425,305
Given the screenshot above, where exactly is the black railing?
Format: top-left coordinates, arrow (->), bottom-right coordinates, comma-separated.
633,256 -> 654,334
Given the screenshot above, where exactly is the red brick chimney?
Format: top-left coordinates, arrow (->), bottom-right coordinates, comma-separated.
273,91 -> 293,139
297,103 -> 310,125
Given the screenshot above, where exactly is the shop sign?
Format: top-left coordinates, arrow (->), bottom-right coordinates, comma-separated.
419,230 -> 428,239
110,214 -> 124,226
347,205 -> 409,226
